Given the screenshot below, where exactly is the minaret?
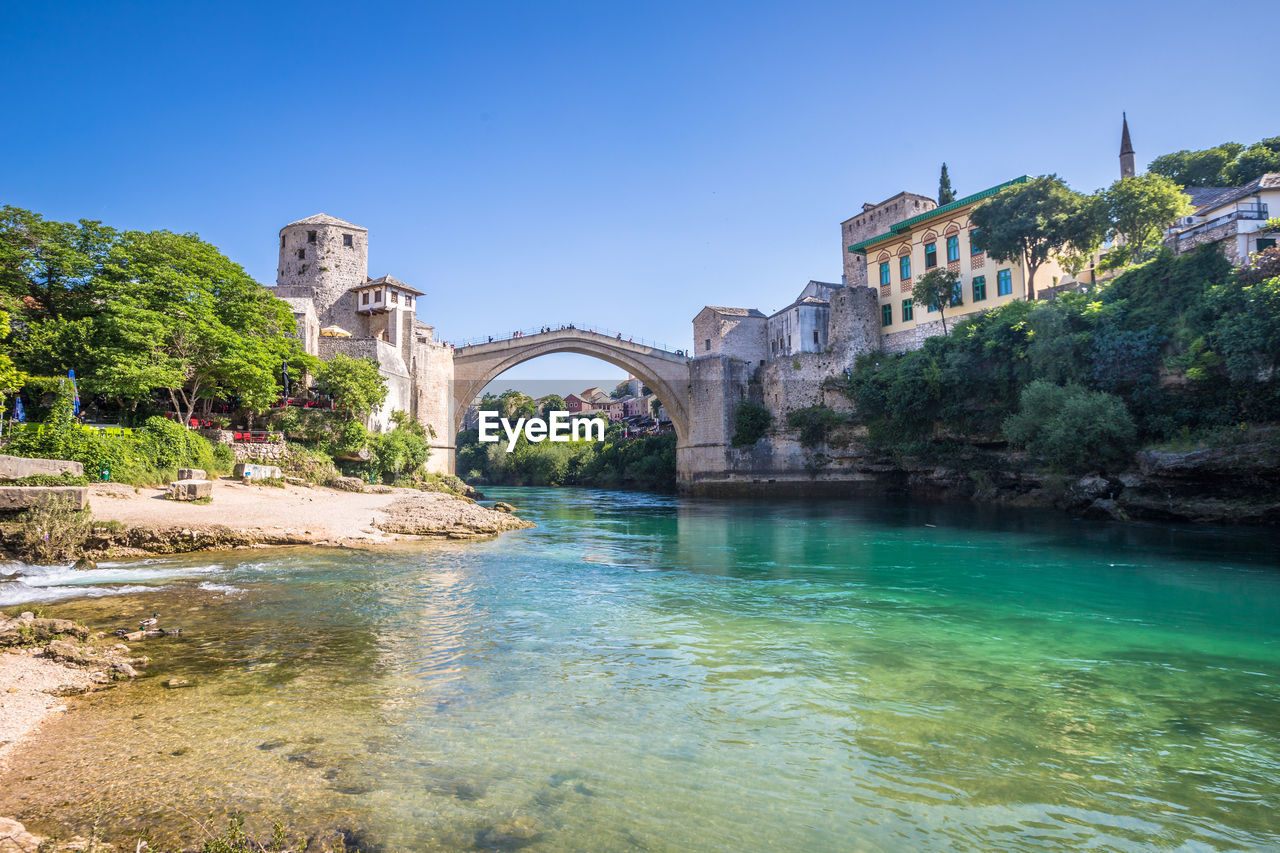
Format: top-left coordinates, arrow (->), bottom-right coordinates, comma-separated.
1120,113 -> 1135,179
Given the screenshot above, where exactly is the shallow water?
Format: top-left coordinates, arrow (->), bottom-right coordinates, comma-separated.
2,490 -> 1279,851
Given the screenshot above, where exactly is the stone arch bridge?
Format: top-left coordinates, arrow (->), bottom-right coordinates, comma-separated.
450,328 -> 693,440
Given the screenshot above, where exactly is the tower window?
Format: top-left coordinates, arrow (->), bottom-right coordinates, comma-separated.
704,338 -> 711,352
296,248 -> 305,260
307,230 -> 317,244
281,235 -> 286,248
343,234 -> 353,247
813,330 -> 819,346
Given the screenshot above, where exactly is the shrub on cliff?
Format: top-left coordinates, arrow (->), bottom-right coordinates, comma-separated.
1004,381 -> 1136,471
787,405 -> 847,448
731,400 -> 772,448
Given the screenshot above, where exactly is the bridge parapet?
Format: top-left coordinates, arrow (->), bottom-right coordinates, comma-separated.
453,324 -> 689,360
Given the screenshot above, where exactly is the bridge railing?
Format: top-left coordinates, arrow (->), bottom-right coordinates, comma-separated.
450,323 -> 688,355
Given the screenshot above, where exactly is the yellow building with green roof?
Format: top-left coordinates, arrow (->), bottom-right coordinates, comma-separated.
847,177 -> 1071,353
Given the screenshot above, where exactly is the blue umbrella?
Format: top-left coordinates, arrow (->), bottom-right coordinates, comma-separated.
68,369 -> 79,416
14,397 -> 24,423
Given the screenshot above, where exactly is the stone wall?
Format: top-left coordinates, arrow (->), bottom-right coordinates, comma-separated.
880,317 -> 946,354
232,441 -> 286,461
413,342 -> 456,474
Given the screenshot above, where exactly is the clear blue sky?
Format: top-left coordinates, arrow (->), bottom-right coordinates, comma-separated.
3,0 -> 1273,390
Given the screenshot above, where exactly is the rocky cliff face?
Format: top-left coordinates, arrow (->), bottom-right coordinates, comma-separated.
692,428 -> 1280,526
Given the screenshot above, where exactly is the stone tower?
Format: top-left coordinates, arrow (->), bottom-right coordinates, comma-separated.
1120,113 -> 1135,179
276,214 -> 369,324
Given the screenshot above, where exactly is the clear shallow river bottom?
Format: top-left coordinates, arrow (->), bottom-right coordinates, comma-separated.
1,489 -> 1278,851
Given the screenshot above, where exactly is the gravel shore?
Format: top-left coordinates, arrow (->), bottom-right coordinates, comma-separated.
81,480 -> 532,557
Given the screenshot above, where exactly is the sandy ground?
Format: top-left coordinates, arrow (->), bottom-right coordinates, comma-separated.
0,649 -> 91,774
87,480 -> 529,547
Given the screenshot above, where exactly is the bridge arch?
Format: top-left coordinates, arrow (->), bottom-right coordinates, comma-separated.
450,329 -> 692,442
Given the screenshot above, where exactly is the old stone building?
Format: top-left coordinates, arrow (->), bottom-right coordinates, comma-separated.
272,214 -> 454,472
840,192 -> 936,287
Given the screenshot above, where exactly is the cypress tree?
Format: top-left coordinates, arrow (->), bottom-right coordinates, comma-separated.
938,163 -> 956,204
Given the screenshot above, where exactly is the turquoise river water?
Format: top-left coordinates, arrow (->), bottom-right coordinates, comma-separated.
1,488 -> 1278,851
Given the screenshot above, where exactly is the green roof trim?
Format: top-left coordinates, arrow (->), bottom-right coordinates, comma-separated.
847,176 -> 1029,254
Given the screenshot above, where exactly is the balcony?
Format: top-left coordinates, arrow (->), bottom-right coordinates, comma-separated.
1174,203 -> 1270,243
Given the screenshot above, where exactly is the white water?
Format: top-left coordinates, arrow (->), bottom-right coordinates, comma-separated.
0,559 -> 226,606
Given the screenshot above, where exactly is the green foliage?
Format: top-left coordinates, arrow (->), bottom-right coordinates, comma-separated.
539,394 -> 566,417
455,426 -> 676,491
3,472 -> 90,487
1149,136 -> 1280,187
369,420 -> 431,480
0,205 -> 314,423
15,494 -> 92,564
731,399 -> 772,448
969,175 -> 1105,298
912,268 -> 962,333
313,354 -> 388,421
786,406 -> 848,448
278,442 -> 340,484
1004,381 -> 1136,471
844,249 -> 1280,465
1103,174 -> 1194,263
5,388 -> 228,484
938,162 -> 955,205
1209,270 -> 1280,381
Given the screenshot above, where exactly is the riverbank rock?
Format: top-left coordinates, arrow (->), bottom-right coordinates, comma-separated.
330,476 -> 365,493
493,502 -> 517,514
376,493 -> 534,539
167,479 -> 213,501
0,614 -> 89,647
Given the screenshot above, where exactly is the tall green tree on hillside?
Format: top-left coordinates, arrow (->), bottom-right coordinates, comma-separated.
1104,174 -> 1194,263
1149,137 -> 1280,187
938,163 -> 955,205
969,175 -> 1102,299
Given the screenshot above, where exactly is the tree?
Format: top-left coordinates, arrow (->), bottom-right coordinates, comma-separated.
1104,174 -> 1194,263
0,206 -> 117,320
913,268 -> 961,335
539,394 -> 566,416
1148,137 -> 1280,187
314,353 -> 388,421
938,163 -> 955,205
970,175 -> 1100,299
1223,141 -> 1280,186
1148,144 -> 1244,187
91,230 -> 314,424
